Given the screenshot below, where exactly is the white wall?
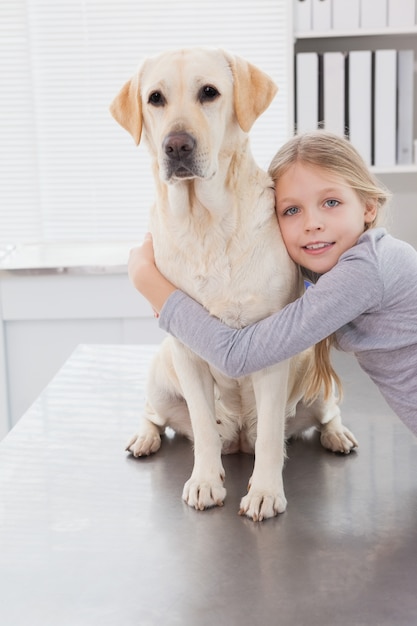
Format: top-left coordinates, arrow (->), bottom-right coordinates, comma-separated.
382,174 -> 417,247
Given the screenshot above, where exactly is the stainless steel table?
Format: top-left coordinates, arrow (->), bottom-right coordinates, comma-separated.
0,344 -> 416,626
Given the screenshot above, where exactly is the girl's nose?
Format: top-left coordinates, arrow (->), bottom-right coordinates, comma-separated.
303,210 -> 323,232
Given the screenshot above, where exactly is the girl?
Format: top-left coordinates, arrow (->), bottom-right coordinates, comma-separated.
128,131 -> 417,436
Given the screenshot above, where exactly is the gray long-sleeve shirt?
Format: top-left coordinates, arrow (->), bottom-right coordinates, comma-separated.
159,228 -> 417,435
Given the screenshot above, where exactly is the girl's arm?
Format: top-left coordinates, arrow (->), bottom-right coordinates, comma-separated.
130,234 -> 383,378
159,279 -> 361,378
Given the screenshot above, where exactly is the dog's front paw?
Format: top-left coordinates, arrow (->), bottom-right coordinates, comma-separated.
239,488 -> 287,522
320,424 -> 358,454
182,470 -> 226,511
126,421 -> 162,457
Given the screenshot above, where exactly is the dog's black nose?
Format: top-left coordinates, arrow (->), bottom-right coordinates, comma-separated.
163,132 -> 195,159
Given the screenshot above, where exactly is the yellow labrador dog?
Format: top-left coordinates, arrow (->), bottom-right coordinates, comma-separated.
110,48 -> 357,521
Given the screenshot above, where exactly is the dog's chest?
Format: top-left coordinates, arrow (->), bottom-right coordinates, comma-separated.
156,232 -> 299,329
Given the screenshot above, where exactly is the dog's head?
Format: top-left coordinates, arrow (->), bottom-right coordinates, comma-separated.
110,48 -> 277,184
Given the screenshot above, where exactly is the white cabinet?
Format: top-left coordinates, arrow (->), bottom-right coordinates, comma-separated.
0,243 -> 166,437
293,5 -> 417,174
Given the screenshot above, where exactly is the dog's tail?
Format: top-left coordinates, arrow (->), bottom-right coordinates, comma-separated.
302,335 -> 343,404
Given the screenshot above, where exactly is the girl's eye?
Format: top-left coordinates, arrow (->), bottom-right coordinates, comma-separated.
283,206 -> 300,216
325,199 -> 339,208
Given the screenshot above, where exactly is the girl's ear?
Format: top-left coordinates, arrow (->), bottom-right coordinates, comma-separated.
364,200 -> 378,224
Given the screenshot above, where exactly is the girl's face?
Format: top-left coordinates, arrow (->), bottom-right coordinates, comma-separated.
275,162 -> 377,274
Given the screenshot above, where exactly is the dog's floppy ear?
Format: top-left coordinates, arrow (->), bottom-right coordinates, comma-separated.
109,76 -> 142,145
226,53 -> 278,133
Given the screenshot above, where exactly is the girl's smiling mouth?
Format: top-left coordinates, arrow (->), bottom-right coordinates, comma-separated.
303,241 -> 335,253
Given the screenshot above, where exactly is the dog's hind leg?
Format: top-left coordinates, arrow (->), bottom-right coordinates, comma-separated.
126,338 -> 193,457
317,399 -> 358,454
125,400 -> 165,457
126,395 -> 192,457
292,395 -> 358,454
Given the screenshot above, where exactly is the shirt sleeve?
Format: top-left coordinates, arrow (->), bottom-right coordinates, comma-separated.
158,238 -> 384,377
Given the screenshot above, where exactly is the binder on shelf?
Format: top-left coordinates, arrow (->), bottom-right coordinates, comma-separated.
332,0 -> 360,31
323,52 -> 345,137
295,0 -> 312,33
360,0 -> 387,30
312,0 -> 331,32
348,50 -> 372,165
374,49 -> 397,168
387,0 -> 415,28
397,50 -> 415,165
295,52 -> 319,133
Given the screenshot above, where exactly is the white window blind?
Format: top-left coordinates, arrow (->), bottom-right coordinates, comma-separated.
0,0 -> 292,246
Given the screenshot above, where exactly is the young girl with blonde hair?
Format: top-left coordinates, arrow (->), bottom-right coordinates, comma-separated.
128,131 -> 417,435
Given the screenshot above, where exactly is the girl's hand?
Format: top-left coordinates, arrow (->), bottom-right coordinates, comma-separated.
128,233 -> 177,314
128,232 -> 156,289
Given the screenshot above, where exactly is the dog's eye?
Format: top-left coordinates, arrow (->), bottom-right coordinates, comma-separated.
148,91 -> 165,106
199,85 -> 220,102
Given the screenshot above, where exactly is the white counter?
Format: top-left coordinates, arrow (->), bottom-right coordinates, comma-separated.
0,241 -> 134,275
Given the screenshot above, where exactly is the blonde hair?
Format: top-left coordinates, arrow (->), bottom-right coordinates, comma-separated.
268,130 -> 391,402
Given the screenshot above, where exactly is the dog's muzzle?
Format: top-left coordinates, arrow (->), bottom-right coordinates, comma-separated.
162,131 -> 198,180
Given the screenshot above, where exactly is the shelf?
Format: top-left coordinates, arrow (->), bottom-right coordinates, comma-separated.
371,165 -> 417,175
296,27 -> 417,40
294,26 -> 417,175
